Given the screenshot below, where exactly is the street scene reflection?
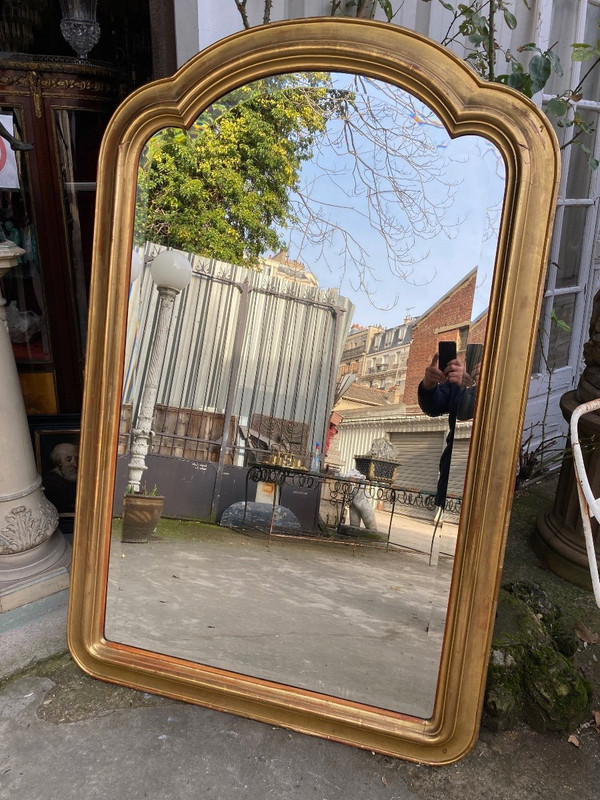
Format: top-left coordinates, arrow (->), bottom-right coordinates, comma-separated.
103,72 -> 505,717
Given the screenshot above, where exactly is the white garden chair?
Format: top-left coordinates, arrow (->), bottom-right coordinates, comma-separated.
569,398 -> 600,607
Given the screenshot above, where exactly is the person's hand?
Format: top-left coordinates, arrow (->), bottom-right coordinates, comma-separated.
460,362 -> 481,388
422,354 -> 446,390
444,358 -> 464,386
469,362 -> 481,386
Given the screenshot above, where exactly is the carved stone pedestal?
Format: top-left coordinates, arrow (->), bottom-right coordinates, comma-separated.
535,390 -> 600,589
0,529 -> 71,612
0,240 -> 70,612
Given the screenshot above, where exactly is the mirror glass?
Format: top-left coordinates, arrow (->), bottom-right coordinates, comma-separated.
102,72 -> 505,718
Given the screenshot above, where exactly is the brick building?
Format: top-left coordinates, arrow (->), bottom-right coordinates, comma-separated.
468,308 -> 488,347
403,270 -> 477,412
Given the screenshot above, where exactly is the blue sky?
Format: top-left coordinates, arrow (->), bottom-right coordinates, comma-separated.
277,74 -> 506,329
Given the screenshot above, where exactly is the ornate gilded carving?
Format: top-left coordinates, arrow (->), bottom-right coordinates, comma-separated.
0,60 -> 120,106
27,71 -> 42,117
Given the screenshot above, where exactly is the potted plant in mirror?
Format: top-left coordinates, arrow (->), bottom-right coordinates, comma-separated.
121,483 -> 164,543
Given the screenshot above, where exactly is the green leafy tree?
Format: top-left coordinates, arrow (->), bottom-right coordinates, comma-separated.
137,70 -> 454,302
137,74 -> 348,265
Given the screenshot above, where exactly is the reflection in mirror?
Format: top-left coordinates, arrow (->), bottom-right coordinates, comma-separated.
104,72 -> 505,718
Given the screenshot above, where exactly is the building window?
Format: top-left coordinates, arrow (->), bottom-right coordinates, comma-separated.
533,1 -> 600,379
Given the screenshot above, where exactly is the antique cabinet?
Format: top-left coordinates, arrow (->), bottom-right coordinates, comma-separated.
0,56 -> 123,414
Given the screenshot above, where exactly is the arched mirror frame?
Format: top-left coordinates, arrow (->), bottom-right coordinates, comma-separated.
67,18 -> 560,764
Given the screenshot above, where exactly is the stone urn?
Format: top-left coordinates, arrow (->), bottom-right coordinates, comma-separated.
354,437 -> 401,483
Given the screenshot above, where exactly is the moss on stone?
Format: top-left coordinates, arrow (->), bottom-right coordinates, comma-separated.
484,584 -> 593,732
523,646 -> 593,732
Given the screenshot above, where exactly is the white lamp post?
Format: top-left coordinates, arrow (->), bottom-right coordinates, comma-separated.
126,249 -> 192,493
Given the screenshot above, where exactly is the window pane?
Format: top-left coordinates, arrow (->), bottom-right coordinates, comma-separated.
581,3 -> 600,101
556,205 -> 587,288
566,108 -> 597,199
545,0 -> 578,97
548,294 -> 575,369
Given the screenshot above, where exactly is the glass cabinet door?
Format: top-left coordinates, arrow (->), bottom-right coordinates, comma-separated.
0,107 -> 54,409
0,57 -> 121,415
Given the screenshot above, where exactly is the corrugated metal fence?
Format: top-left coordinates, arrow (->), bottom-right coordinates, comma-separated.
119,245 -> 352,517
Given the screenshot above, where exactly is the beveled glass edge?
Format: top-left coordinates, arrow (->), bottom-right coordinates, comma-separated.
67,17 -> 560,764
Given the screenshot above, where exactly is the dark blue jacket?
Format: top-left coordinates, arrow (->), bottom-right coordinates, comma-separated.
417,381 -> 476,507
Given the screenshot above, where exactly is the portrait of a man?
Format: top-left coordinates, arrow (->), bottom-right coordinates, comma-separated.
35,431 -> 80,515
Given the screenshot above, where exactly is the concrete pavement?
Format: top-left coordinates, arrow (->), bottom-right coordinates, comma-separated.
2,650 -> 600,800
1,666 -> 423,800
1,476 -> 600,799
105,527 -> 452,717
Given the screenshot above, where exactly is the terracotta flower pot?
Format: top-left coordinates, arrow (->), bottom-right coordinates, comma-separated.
121,494 -> 164,543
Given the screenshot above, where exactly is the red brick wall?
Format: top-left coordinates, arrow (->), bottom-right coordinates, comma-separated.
403,272 -> 477,411
469,311 -> 488,344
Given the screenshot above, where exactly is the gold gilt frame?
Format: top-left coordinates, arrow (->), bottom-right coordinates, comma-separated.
67,18 -> 559,764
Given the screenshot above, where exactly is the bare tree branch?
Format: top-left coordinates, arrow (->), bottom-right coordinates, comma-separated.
233,0 -> 251,28
270,74 -> 465,301
262,0 -> 272,24
355,1 -> 378,19
222,5 -> 498,311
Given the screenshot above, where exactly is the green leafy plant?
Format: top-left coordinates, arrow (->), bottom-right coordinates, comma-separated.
544,39 -> 600,170
496,43 -> 563,98
125,482 -> 159,496
428,1 -> 600,169
235,2 -> 600,169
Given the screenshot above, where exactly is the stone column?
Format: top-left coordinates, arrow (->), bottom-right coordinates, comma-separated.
0,240 -> 70,612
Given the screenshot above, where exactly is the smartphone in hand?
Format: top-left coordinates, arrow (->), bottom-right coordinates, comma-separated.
466,343 -> 483,376
438,341 -> 457,372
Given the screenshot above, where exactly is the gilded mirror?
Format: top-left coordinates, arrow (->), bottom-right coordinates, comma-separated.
67,18 -> 559,764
